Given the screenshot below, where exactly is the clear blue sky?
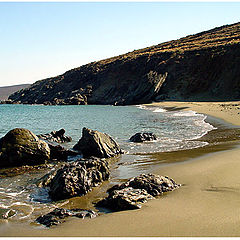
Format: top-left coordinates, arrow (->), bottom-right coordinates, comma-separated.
0,2 -> 240,87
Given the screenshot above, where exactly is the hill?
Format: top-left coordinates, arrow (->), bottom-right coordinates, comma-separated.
9,22 -> 240,105
0,84 -> 30,101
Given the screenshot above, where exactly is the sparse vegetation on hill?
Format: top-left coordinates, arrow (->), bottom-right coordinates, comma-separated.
9,22 -> 240,105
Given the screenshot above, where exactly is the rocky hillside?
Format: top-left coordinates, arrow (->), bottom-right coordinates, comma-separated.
0,84 -> 30,101
9,22 -> 240,105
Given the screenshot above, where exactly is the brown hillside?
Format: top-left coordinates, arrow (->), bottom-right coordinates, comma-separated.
9,22 -> 240,105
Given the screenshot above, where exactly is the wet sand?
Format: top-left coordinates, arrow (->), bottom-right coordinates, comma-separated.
1,101 -> 240,237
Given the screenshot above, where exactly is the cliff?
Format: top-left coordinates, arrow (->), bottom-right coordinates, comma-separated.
9,22 -> 240,105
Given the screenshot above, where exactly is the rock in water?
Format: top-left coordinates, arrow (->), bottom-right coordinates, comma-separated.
36,208 -> 97,227
42,157 -> 110,201
0,128 -> 50,168
96,173 -> 180,211
73,127 -> 123,158
129,132 -> 157,142
48,142 -> 79,161
37,128 -> 72,143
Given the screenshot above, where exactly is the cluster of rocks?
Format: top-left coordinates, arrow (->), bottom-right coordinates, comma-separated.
0,128 -> 84,169
0,127 -> 122,168
0,126 -> 181,227
36,172 -> 180,227
96,173 -> 180,211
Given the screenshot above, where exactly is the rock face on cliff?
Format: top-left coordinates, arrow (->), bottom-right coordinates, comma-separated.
0,128 -> 50,168
9,22 -> 240,105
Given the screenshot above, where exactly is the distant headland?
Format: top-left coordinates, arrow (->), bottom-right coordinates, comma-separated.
0,84 -> 30,101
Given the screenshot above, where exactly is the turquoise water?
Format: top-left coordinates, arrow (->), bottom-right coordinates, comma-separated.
0,104 -> 214,153
0,104 -> 215,223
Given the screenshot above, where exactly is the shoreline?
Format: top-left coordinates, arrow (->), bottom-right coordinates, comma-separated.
145,101 -> 240,126
1,101 -> 240,237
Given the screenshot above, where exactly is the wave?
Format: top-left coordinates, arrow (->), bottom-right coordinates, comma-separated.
127,104 -> 216,154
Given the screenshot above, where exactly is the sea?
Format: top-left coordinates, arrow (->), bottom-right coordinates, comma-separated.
0,104 -> 215,225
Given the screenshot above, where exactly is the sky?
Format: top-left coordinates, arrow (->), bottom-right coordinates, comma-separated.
0,1 -> 240,87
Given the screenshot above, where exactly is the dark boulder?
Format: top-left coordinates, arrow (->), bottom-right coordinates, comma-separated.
0,128 -> 50,168
48,142 -> 79,161
38,157 -> 110,201
96,187 -> 153,211
96,173 -> 180,211
37,129 -> 72,143
73,128 -> 123,158
36,208 -> 97,227
129,132 -> 157,142
108,173 -> 180,197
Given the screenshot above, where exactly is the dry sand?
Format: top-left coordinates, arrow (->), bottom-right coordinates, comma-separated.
1,101 -> 240,237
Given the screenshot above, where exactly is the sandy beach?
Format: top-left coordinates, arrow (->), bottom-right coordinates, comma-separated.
1,101 -> 240,237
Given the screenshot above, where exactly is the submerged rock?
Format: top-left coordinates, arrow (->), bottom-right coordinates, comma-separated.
96,173 -> 180,211
0,128 -> 50,168
37,129 -> 72,143
129,132 -> 157,142
36,208 -> 97,227
38,157 -> 110,201
73,127 -> 123,158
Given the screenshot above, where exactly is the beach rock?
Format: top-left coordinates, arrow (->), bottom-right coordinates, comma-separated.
48,142 -> 79,161
73,127 -> 123,158
129,132 -> 157,142
108,173 -> 180,197
0,128 -> 50,168
37,129 -> 72,143
96,173 -> 180,211
36,208 -> 97,227
42,157 -> 110,201
96,187 -> 153,211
